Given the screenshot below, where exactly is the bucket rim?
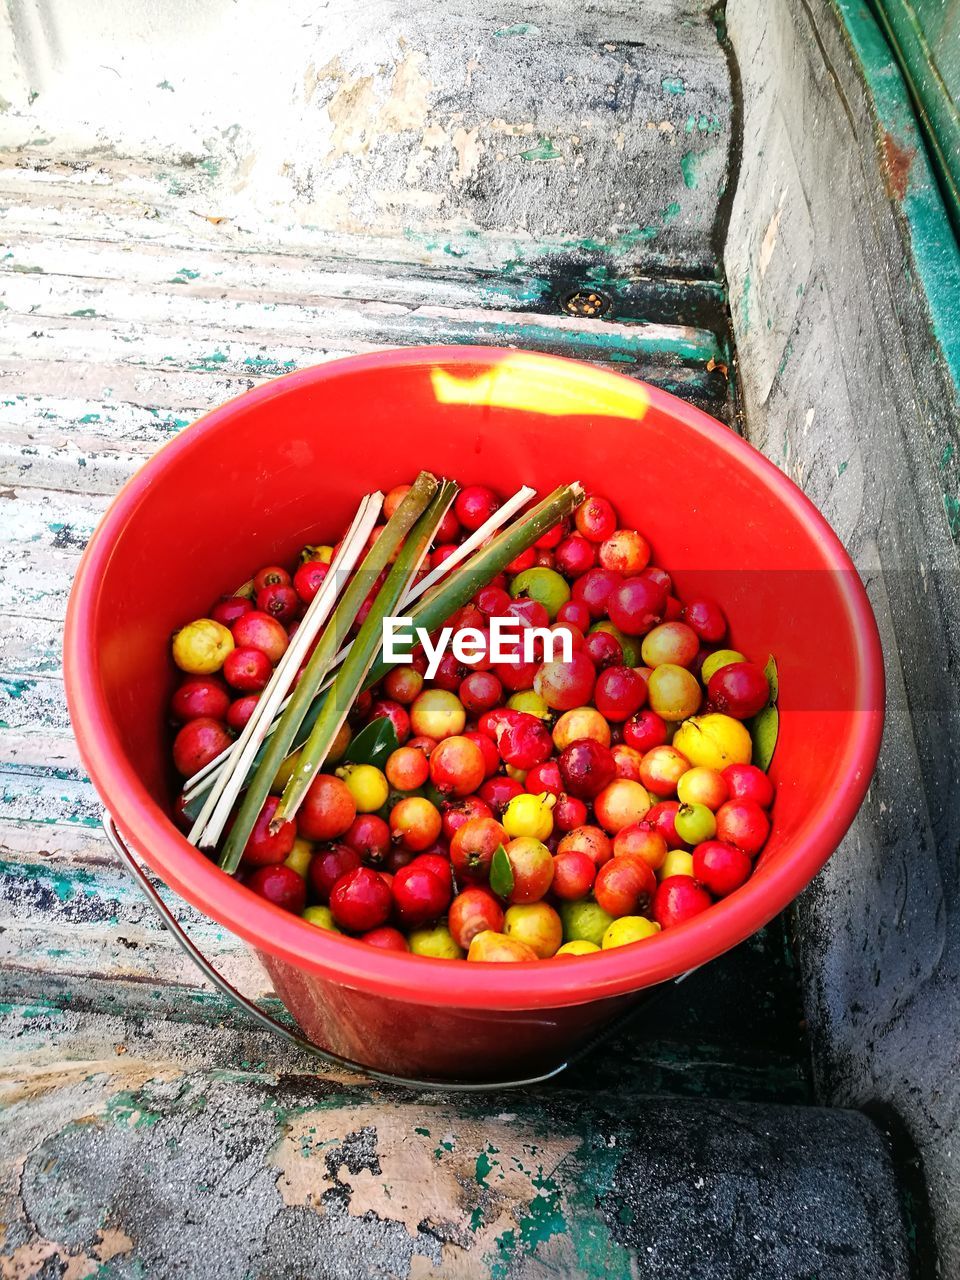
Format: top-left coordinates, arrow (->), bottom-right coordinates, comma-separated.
63,346 -> 885,1011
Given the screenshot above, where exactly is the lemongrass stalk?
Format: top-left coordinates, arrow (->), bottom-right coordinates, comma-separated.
271,482 -> 457,831
184,482 -> 579,825
188,494 -> 382,848
407,485 -> 536,601
364,481 -> 583,689
184,485 -> 529,804
217,471 -> 440,872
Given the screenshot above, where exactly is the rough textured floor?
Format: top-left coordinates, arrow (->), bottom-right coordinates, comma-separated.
0,0 -> 922,1275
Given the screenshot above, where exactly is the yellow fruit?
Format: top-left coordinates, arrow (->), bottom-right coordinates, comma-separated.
553,706 -> 611,749
507,690 -> 551,720
503,791 -> 555,840
555,940 -> 601,956
593,779 -> 651,833
558,900 -> 616,946
284,838 -> 314,878
409,924 -> 463,960
602,916 -> 661,949
172,618 -> 234,674
647,664 -> 702,720
700,649 -> 746,684
659,849 -> 695,879
337,763 -> 389,813
302,905 -> 340,932
504,903 -> 563,958
410,689 -> 466,740
272,750 -> 301,795
673,713 -> 753,770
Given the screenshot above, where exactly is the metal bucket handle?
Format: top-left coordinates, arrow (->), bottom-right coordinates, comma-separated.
104,809 -> 680,1091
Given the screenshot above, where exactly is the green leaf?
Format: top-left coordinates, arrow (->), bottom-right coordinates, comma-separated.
750,704 -> 779,772
343,717 -> 399,769
489,844 -> 514,898
763,654 -> 779,704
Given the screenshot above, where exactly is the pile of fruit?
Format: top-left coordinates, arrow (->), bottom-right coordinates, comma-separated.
168,482 -> 776,962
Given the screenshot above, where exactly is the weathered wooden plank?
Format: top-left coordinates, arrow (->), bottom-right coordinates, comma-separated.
0,1007 -> 906,1280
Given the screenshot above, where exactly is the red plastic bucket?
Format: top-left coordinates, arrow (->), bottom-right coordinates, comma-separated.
64,348 -> 884,1083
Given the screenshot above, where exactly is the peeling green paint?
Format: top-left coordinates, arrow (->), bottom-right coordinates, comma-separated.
70,309 -> 99,318
494,22 -> 541,37
157,80 -> 175,92
940,443 -> 955,468
520,137 -> 562,162
681,149 -> 701,189
838,460 -> 849,476
944,493 -> 960,535
661,76 -> 685,95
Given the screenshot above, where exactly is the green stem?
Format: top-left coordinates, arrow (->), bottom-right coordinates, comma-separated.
272,482 -> 457,830
217,471 -> 438,873
364,482 -> 583,688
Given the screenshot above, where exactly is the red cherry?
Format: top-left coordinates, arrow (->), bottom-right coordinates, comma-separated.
553,794 -> 588,832
227,695 -> 260,731
429,735 -> 486,796
232,611 -> 288,664
392,863 -> 452,927
707,662 -> 769,720
293,560 -> 329,605
253,565 -> 291,592
454,485 -> 500,531
594,855 -> 656,917
459,670 -> 503,714
329,866 -> 393,932
505,597 -> 551,632
506,546 -> 537,574
256,582 -> 299,626
210,596 -> 254,628
441,794 -> 494,842
477,776 -> 524,816
369,699 -> 411,745
692,841 -> 752,896
525,760 -> 563,797
172,718 -> 231,777
715,800 -> 771,856
448,887 -> 504,950
653,876 -> 713,928
431,544 -> 459,570
361,926 -> 409,951
582,630 -> 623,670
450,815 -> 506,884
722,763 -> 775,809
646,800 -> 686,850
171,678 -> 231,722
435,506 -> 461,543
223,645 -> 273,693
474,585 -> 512,618
682,598 -> 727,644
494,651 -> 541,692
607,577 -> 666,636
463,730 -> 500,778
622,709 -> 669,753
533,652 -> 596,711
575,494 -> 617,542
571,567 -> 622,619
496,712 -> 554,769
241,795 -> 296,867
247,864 -> 306,913
558,739 -> 617,799
555,534 -> 596,576
594,666 -> 646,721
343,814 -> 391,865
551,848 -> 596,900
557,600 -> 592,631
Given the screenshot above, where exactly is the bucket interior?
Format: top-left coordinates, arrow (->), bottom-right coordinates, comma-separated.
69,349 -> 881,1003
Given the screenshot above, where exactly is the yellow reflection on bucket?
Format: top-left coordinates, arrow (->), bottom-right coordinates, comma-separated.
431,354 -> 648,420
